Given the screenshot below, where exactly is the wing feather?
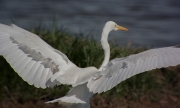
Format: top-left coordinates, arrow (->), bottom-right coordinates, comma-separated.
0,36 -> 9,42
158,53 -> 164,67
39,68 -> 50,88
11,51 -> 24,66
114,69 -> 122,85
17,57 -> 31,73
23,61 -> 37,80
33,65 -> 44,87
4,47 -> 19,59
128,65 -> 136,78
14,55 -> 27,71
21,61 -> 36,78
0,41 -> 12,51
148,51 -> 155,68
0,24 -> 79,88
88,46 -> 180,93
28,62 -> 41,85
0,38 -> 10,46
2,45 -> 17,55
124,68 -> 131,81
171,51 -> 180,64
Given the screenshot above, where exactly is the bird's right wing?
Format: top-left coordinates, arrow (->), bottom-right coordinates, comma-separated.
88,46 -> 180,93
0,24 -> 78,88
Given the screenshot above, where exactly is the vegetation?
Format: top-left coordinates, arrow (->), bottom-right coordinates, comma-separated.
0,24 -> 180,107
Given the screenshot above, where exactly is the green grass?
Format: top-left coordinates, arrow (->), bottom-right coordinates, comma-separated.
0,24 -> 180,103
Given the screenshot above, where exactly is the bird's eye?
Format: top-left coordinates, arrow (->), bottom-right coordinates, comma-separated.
114,25 -> 117,27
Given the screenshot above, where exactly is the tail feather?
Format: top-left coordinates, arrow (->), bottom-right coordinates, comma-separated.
45,95 -> 86,104
46,83 -> 93,108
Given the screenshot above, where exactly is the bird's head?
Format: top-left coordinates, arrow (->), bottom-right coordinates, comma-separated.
104,21 -> 128,32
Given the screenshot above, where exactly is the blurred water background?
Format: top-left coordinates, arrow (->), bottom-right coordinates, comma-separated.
0,0 -> 180,47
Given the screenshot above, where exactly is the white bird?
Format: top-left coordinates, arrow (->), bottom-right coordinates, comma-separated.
0,21 -> 180,108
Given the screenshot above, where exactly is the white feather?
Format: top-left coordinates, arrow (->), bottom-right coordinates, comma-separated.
88,47 -> 180,93
39,68 -> 49,88
17,57 -> 32,74
4,47 -> 19,60
33,65 -> 44,87
21,60 -> 36,78
9,51 -> 24,66
28,62 -> 41,85
13,55 -> 27,72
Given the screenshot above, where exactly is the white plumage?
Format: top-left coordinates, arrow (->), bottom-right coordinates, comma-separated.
0,21 -> 180,108
88,47 -> 180,93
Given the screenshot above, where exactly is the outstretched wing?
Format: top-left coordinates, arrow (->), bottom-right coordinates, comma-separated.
88,46 -> 180,93
0,24 -> 77,88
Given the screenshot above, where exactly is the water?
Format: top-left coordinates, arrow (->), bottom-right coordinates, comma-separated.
0,0 -> 180,47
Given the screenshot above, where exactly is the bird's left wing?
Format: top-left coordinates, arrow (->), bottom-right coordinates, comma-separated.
0,24 -> 77,88
88,46 -> 180,93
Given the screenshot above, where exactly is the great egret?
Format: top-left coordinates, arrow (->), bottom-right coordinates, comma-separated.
0,21 -> 180,108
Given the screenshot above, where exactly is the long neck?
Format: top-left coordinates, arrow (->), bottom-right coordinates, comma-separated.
99,30 -> 110,71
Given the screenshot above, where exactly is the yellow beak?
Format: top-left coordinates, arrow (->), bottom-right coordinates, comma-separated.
117,25 -> 128,31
